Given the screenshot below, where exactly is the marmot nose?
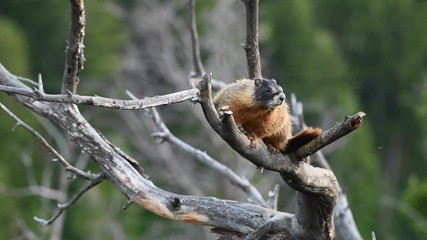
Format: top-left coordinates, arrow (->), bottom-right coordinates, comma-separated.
278,93 -> 286,102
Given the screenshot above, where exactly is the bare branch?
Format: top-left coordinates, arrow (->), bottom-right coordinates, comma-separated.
146,106 -> 266,205
0,64 -> 295,236
125,90 -> 266,204
0,103 -> 100,181
293,112 -> 366,159
0,60 -> 364,238
34,174 -> 105,227
188,0 -> 205,77
0,80 -> 199,110
198,73 -> 366,239
16,76 -> 37,86
62,0 -> 86,94
0,0 -> 368,236
241,0 -> 261,79
198,74 -> 365,171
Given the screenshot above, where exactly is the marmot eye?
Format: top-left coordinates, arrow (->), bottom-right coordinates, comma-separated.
266,88 -> 272,93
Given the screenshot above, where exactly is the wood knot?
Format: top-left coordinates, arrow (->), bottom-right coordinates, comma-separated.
171,197 -> 181,210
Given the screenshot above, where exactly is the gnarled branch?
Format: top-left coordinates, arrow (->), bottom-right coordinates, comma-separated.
0,62 -> 293,237
198,73 -> 364,239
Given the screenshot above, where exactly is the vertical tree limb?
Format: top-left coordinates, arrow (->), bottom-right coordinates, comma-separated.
241,0 -> 261,79
188,0 -> 205,77
62,0 -> 86,94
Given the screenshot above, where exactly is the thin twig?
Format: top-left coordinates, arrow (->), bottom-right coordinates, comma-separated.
34,174 -> 105,227
0,103 -> 100,180
122,199 -> 134,210
16,76 -> 37,86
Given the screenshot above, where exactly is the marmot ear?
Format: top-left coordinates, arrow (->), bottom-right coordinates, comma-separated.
254,78 -> 262,87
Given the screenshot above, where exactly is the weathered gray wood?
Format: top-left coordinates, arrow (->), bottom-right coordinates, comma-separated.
0,64 -> 366,239
0,64 -> 294,236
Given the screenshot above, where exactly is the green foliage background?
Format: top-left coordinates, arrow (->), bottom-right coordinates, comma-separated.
1,0 -> 427,239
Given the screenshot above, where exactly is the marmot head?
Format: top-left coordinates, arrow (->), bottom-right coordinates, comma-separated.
253,78 -> 286,109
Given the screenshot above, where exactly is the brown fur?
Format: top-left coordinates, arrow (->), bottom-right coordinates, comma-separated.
214,79 -> 321,153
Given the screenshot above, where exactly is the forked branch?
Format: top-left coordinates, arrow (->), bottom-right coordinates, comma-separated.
198,74 -> 365,172
0,65 -> 293,236
198,73 -> 364,239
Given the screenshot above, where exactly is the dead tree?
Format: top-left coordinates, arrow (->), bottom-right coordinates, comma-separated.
0,0 -> 364,239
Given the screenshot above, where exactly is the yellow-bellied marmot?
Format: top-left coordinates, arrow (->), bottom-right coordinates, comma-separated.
213,78 -> 321,153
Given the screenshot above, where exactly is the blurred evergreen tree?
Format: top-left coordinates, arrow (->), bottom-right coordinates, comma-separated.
0,0 -> 126,238
1,0 -> 125,92
0,17 -> 31,75
0,13 -> 43,240
403,176 -> 427,238
1,0 -> 426,238
263,0 -> 427,238
262,0 -> 381,237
